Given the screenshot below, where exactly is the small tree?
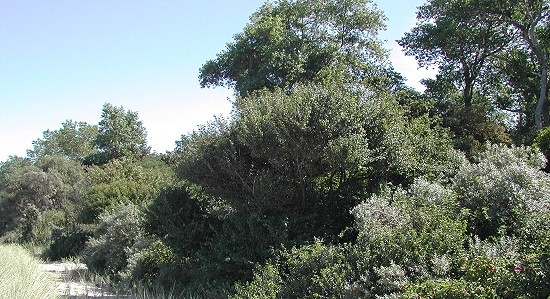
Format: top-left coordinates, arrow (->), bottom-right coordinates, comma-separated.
27,120 -> 98,162
90,103 -> 150,164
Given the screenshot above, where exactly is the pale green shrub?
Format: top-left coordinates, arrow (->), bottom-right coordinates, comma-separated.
454,143 -> 550,239
82,204 -> 150,278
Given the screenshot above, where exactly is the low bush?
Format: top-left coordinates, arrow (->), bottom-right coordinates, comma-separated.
82,204 -> 150,279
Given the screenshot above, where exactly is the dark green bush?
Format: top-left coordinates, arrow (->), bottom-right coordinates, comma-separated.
46,227 -> 92,261
534,126 -> 550,171
232,241 -> 371,299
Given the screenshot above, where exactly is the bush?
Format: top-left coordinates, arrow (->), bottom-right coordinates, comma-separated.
534,126 -> 550,171
146,184 -> 216,257
404,279 -> 498,299
454,143 -> 550,239
0,155 -> 88,244
232,241 -> 371,299
121,239 -> 177,285
178,81 -> 457,242
46,226 -> 91,261
80,157 -> 175,223
82,204 -> 150,278
351,180 -> 467,281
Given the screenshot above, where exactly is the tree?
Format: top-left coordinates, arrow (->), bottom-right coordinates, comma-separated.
90,103 -> 150,164
199,0 -> 386,97
398,0 -> 512,108
486,0 -> 550,130
0,155 -> 88,242
27,120 -> 98,162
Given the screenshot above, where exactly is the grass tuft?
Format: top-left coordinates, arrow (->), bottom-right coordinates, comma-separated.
0,244 -> 60,299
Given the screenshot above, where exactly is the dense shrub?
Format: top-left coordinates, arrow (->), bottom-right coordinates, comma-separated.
534,126 -> 550,171
232,241 -> 371,299
163,81 -> 460,292
82,204 -> 152,278
121,239 -> 178,285
453,143 -> 550,239
404,236 -> 549,298
352,181 -> 467,272
0,155 -> 88,243
443,106 -> 513,157
146,183 -> 216,257
80,157 -> 175,223
46,226 -> 91,261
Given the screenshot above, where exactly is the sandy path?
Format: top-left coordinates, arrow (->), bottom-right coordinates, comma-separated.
41,262 -> 130,298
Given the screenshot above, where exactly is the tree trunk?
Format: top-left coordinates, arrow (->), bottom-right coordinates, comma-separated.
528,21 -> 548,130
535,62 -> 548,130
463,74 -> 474,108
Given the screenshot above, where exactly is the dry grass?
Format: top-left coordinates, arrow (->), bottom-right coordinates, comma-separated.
0,244 -> 60,299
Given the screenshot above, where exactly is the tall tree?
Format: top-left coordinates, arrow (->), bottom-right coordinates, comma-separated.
398,0 -> 512,108
487,0 -> 550,130
91,103 -> 150,164
199,0 -> 386,97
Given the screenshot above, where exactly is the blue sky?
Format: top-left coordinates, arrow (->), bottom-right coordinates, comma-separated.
0,0 -> 430,161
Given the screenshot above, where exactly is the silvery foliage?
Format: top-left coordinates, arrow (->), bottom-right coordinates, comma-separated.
468,235 -> 521,262
430,253 -> 451,277
351,189 -> 406,242
374,261 -> 409,296
83,204 -> 148,275
453,143 -> 550,234
351,179 -> 454,242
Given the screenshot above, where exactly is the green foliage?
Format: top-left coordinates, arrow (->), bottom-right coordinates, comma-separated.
405,236 -> 548,298
27,120 -> 98,162
193,212 -> 289,284
535,126 -> 550,170
46,226 -> 91,261
166,79 -> 459,293
82,204 -> 151,278
352,180 -> 468,286
232,264 -> 282,299
81,157 -> 175,223
399,0 -> 511,107
404,279 -> 498,299
88,103 -> 150,164
121,239 -> 177,285
146,183 -> 216,257
0,155 -> 87,243
232,241 -> 370,299
179,82 -> 456,243
199,0 -> 386,96
443,106 -> 513,157
2,2 -> 550,296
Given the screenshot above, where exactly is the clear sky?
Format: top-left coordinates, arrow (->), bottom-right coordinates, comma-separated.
0,0 -> 431,162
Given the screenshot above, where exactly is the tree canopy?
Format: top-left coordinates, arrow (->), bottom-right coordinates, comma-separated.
199,0 -> 386,97
398,0 -> 511,108
90,103 -> 150,164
